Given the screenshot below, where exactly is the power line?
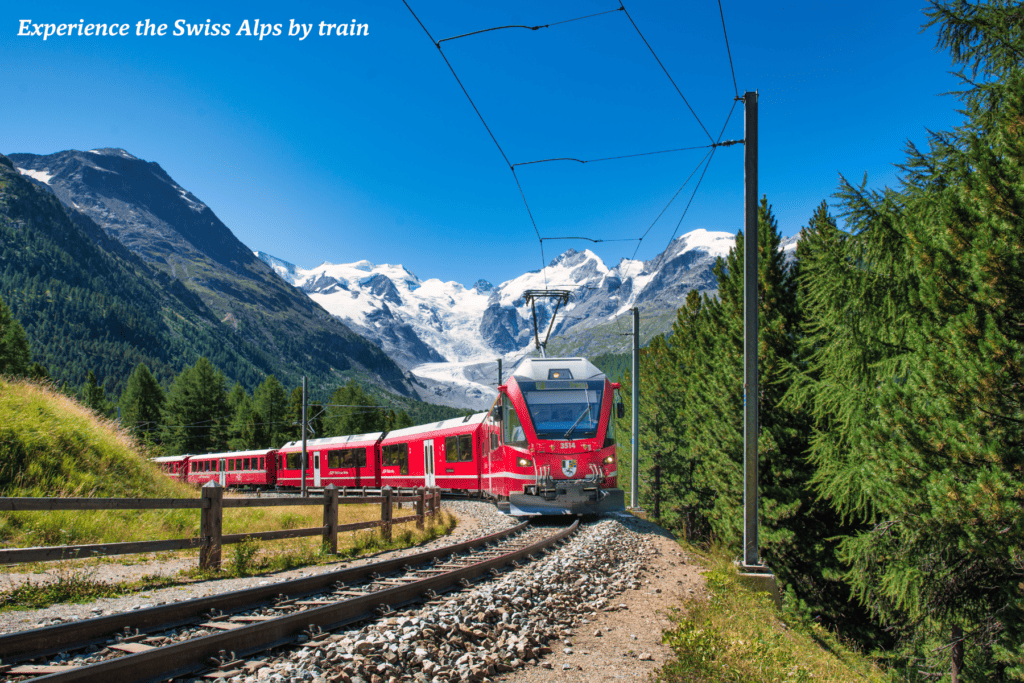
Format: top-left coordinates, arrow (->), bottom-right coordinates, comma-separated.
436,7 -> 624,45
512,143 -> 714,168
718,0 -> 739,99
618,0 -> 713,144
402,2 -> 743,332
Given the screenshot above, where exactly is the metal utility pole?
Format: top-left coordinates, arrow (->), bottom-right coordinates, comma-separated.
631,306 -> 639,510
497,358 -> 502,385
742,90 -> 760,567
301,375 -> 308,497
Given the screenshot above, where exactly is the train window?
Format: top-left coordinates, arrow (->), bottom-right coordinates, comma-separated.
446,435 -> 473,462
327,451 -> 341,468
346,448 -> 367,468
444,436 -> 459,463
520,381 -> 603,440
503,395 -> 528,448
605,398 -> 617,447
259,458 -> 264,470
287,453 -> 301,470
313,452 -> 320,470
383,443 -> 409,475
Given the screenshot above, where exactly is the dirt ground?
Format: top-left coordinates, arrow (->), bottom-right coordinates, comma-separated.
496,522 -> 706,683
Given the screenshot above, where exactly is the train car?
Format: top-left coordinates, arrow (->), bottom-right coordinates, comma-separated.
277,432 -> 383,490
378,413 -> 487,492
152,454 -> 190,482
184,448 -> 278,489
481,357 -> 625,515
151,356 -> 623,516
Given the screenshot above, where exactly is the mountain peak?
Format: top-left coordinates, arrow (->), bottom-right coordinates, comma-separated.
86,147 -> 139,160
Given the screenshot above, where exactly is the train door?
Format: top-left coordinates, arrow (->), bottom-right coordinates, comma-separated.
219,458 -> 226,487
424,440 -> 436,487
313,451 -> 321,487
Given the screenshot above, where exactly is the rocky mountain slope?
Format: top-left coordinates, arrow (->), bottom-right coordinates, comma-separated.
257,231 -> 798,408
6,149 -> 415,397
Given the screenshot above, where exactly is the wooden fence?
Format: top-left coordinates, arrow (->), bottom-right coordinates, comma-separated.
0,484 -> 442,570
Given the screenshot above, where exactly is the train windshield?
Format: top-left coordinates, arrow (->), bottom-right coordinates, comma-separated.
519,380 -> 603,440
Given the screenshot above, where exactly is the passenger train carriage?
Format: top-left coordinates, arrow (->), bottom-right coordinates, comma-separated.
154,358 -> 624,516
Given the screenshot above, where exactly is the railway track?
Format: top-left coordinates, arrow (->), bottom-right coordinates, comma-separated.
1,520 -> 578,683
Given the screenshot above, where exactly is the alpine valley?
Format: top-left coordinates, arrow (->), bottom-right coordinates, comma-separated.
256,229 -> 797,409
4,147 -> 796,411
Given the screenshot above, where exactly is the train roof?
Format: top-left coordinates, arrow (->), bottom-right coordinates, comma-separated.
151,455 -> 188,462
189,448 -> 277,459
280,432 -> 382,450
510,357 -> 605,383
383,412 -> 487,440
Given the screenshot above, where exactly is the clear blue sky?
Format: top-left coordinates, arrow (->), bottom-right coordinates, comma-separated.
3,1 -> 964,286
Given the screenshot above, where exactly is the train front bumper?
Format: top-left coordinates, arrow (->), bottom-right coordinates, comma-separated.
508,480 -> 625,516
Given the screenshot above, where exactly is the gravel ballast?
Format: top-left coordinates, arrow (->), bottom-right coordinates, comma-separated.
0,502 -> 706,682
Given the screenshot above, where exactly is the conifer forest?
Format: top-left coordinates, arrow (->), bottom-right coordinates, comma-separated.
615,2 -> 1024,679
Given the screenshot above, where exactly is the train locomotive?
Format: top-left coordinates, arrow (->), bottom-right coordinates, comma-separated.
155,357 -> 625,516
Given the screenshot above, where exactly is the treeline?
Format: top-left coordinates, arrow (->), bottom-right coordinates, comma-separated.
0,302 -> 469,453
620,3 -> 1024,680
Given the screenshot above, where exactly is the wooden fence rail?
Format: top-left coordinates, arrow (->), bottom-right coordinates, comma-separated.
0,484 -> 443,570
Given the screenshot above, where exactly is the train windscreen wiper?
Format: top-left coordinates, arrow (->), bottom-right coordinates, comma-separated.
564,405 -> 592,439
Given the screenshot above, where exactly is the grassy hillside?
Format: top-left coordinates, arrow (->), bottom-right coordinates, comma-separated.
0,379 -> 455,569
0,378 -> 188,499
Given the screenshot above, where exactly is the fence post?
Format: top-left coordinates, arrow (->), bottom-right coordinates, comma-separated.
200,481 -> 223,571
433,490 -> 441,520
323,484 -> 338,555
416,487 -> 425,530
381,487 -> 393,543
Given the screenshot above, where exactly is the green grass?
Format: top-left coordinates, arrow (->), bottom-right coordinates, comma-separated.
0,379 -> 461,609
659,545 -> 884,683
0,510 -> 458,611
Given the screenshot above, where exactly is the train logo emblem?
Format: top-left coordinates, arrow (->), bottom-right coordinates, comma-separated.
561,459 -> 578,477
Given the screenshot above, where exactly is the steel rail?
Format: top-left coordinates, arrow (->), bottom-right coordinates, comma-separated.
24,520 -> 577,682
0,520 -> 529,662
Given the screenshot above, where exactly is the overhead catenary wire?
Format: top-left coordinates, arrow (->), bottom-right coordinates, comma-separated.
618,0 -> 714,144
717,0 -> 739,99
436,7 -> 624,45
401,2 -> 743,342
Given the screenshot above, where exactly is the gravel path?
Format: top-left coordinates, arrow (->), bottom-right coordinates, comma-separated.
0,503 -> 706,683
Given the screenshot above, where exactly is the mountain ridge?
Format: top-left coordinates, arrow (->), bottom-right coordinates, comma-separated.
6,148 -> 417,398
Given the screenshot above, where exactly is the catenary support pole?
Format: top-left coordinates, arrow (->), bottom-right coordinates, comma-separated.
631,306 -> 639,510
301,375 -> 308,498
743,90 -> 759,567
497,358 -> 502,386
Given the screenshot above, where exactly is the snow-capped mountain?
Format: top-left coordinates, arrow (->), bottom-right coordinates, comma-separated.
256,229 -> 798,409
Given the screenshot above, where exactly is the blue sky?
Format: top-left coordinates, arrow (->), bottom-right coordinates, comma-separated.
3,1 -> 965,286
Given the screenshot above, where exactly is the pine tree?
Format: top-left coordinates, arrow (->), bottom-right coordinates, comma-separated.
0,293 -> 31,377
228,393 -> 263,451
119,363 -> 165,444
80,370 -> 110,416
253,375 -> 288,448
161,358 -> 230,454
324,381 -> 384,436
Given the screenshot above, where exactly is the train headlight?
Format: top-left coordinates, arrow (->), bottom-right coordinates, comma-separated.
603,455 -> 615,465
517,457 -> 532,468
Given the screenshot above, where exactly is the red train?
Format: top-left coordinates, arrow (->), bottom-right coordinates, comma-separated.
155,357 -> 625,515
